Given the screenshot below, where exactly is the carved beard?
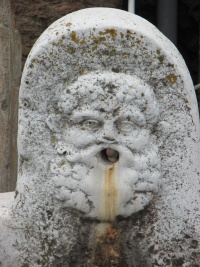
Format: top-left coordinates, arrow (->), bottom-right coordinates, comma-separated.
51,140 -> 161,221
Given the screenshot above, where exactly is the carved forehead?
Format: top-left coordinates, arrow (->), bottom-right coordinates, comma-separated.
66,72 -> 152,96
60,72 -> 160,123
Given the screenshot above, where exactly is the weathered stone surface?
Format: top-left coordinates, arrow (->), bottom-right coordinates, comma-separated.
0,192 -> 14,213
13,0 -> 200,87
0,8 -> 200,266
45,71 -> 161,220
0,0 -> 21,192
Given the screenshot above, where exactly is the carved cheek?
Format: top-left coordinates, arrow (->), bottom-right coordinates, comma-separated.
119,129 -> 150,151
64,128 -> 97,148
134,130 -> 150,148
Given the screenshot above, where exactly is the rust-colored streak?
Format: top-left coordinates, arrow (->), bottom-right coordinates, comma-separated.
89,223 -> 121,267
104,165 -> 117,221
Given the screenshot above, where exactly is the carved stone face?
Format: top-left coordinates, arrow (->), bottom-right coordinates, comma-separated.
47,72 -> 161,221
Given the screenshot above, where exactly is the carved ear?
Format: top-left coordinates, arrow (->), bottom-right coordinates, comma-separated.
155,121 -> 171,147
46,115 -> 62,133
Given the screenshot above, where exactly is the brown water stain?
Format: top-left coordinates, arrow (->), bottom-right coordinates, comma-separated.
88,223 -> 121,267
86,165 -> 123,266
103,165 -> 118,221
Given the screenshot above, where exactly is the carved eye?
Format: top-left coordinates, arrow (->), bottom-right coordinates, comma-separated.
81,119 -> 102,131
116,120 -> 138,132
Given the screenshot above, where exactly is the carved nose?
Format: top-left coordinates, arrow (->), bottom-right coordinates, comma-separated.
102,124 -> 116,142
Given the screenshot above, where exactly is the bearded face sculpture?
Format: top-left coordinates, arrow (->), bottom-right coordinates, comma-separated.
46,72 -> 161,221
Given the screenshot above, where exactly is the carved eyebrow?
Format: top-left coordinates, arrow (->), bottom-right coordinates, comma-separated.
115,114 -> 146,127
70,111 -> 102,123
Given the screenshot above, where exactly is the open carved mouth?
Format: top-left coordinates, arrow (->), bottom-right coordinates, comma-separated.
100,148 -> 119,164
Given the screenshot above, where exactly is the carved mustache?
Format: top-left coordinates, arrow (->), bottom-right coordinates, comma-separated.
66,142 -> 136,168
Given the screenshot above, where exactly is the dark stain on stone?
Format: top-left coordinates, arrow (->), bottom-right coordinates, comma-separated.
172,257 -> 184,266
190,240 -> 198,249
93,223 -> 121,267
1,99 -> 8,111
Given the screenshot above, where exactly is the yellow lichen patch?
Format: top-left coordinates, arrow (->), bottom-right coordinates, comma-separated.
99,28 -> 117,38
58,39 -> 63,45
66,46 -> 75,54
66,22 -> 72,27
127,29 -> 134,35
126,29 -> 135,40
80,39 -> 86,45
105,28 -> 117,37
158,55 -> 164,63
51,137 -> 56,144
184,99 -> 189,104
92,45 -> 98,52
166,74 -> 177,84
156,49 -> 161,55
135,39 -> 141,44
93,36 -> 106,44
70,31 -> 80,43
80,70 -> 86,75
29,59 -> 36,69
122,52 -> 129,58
